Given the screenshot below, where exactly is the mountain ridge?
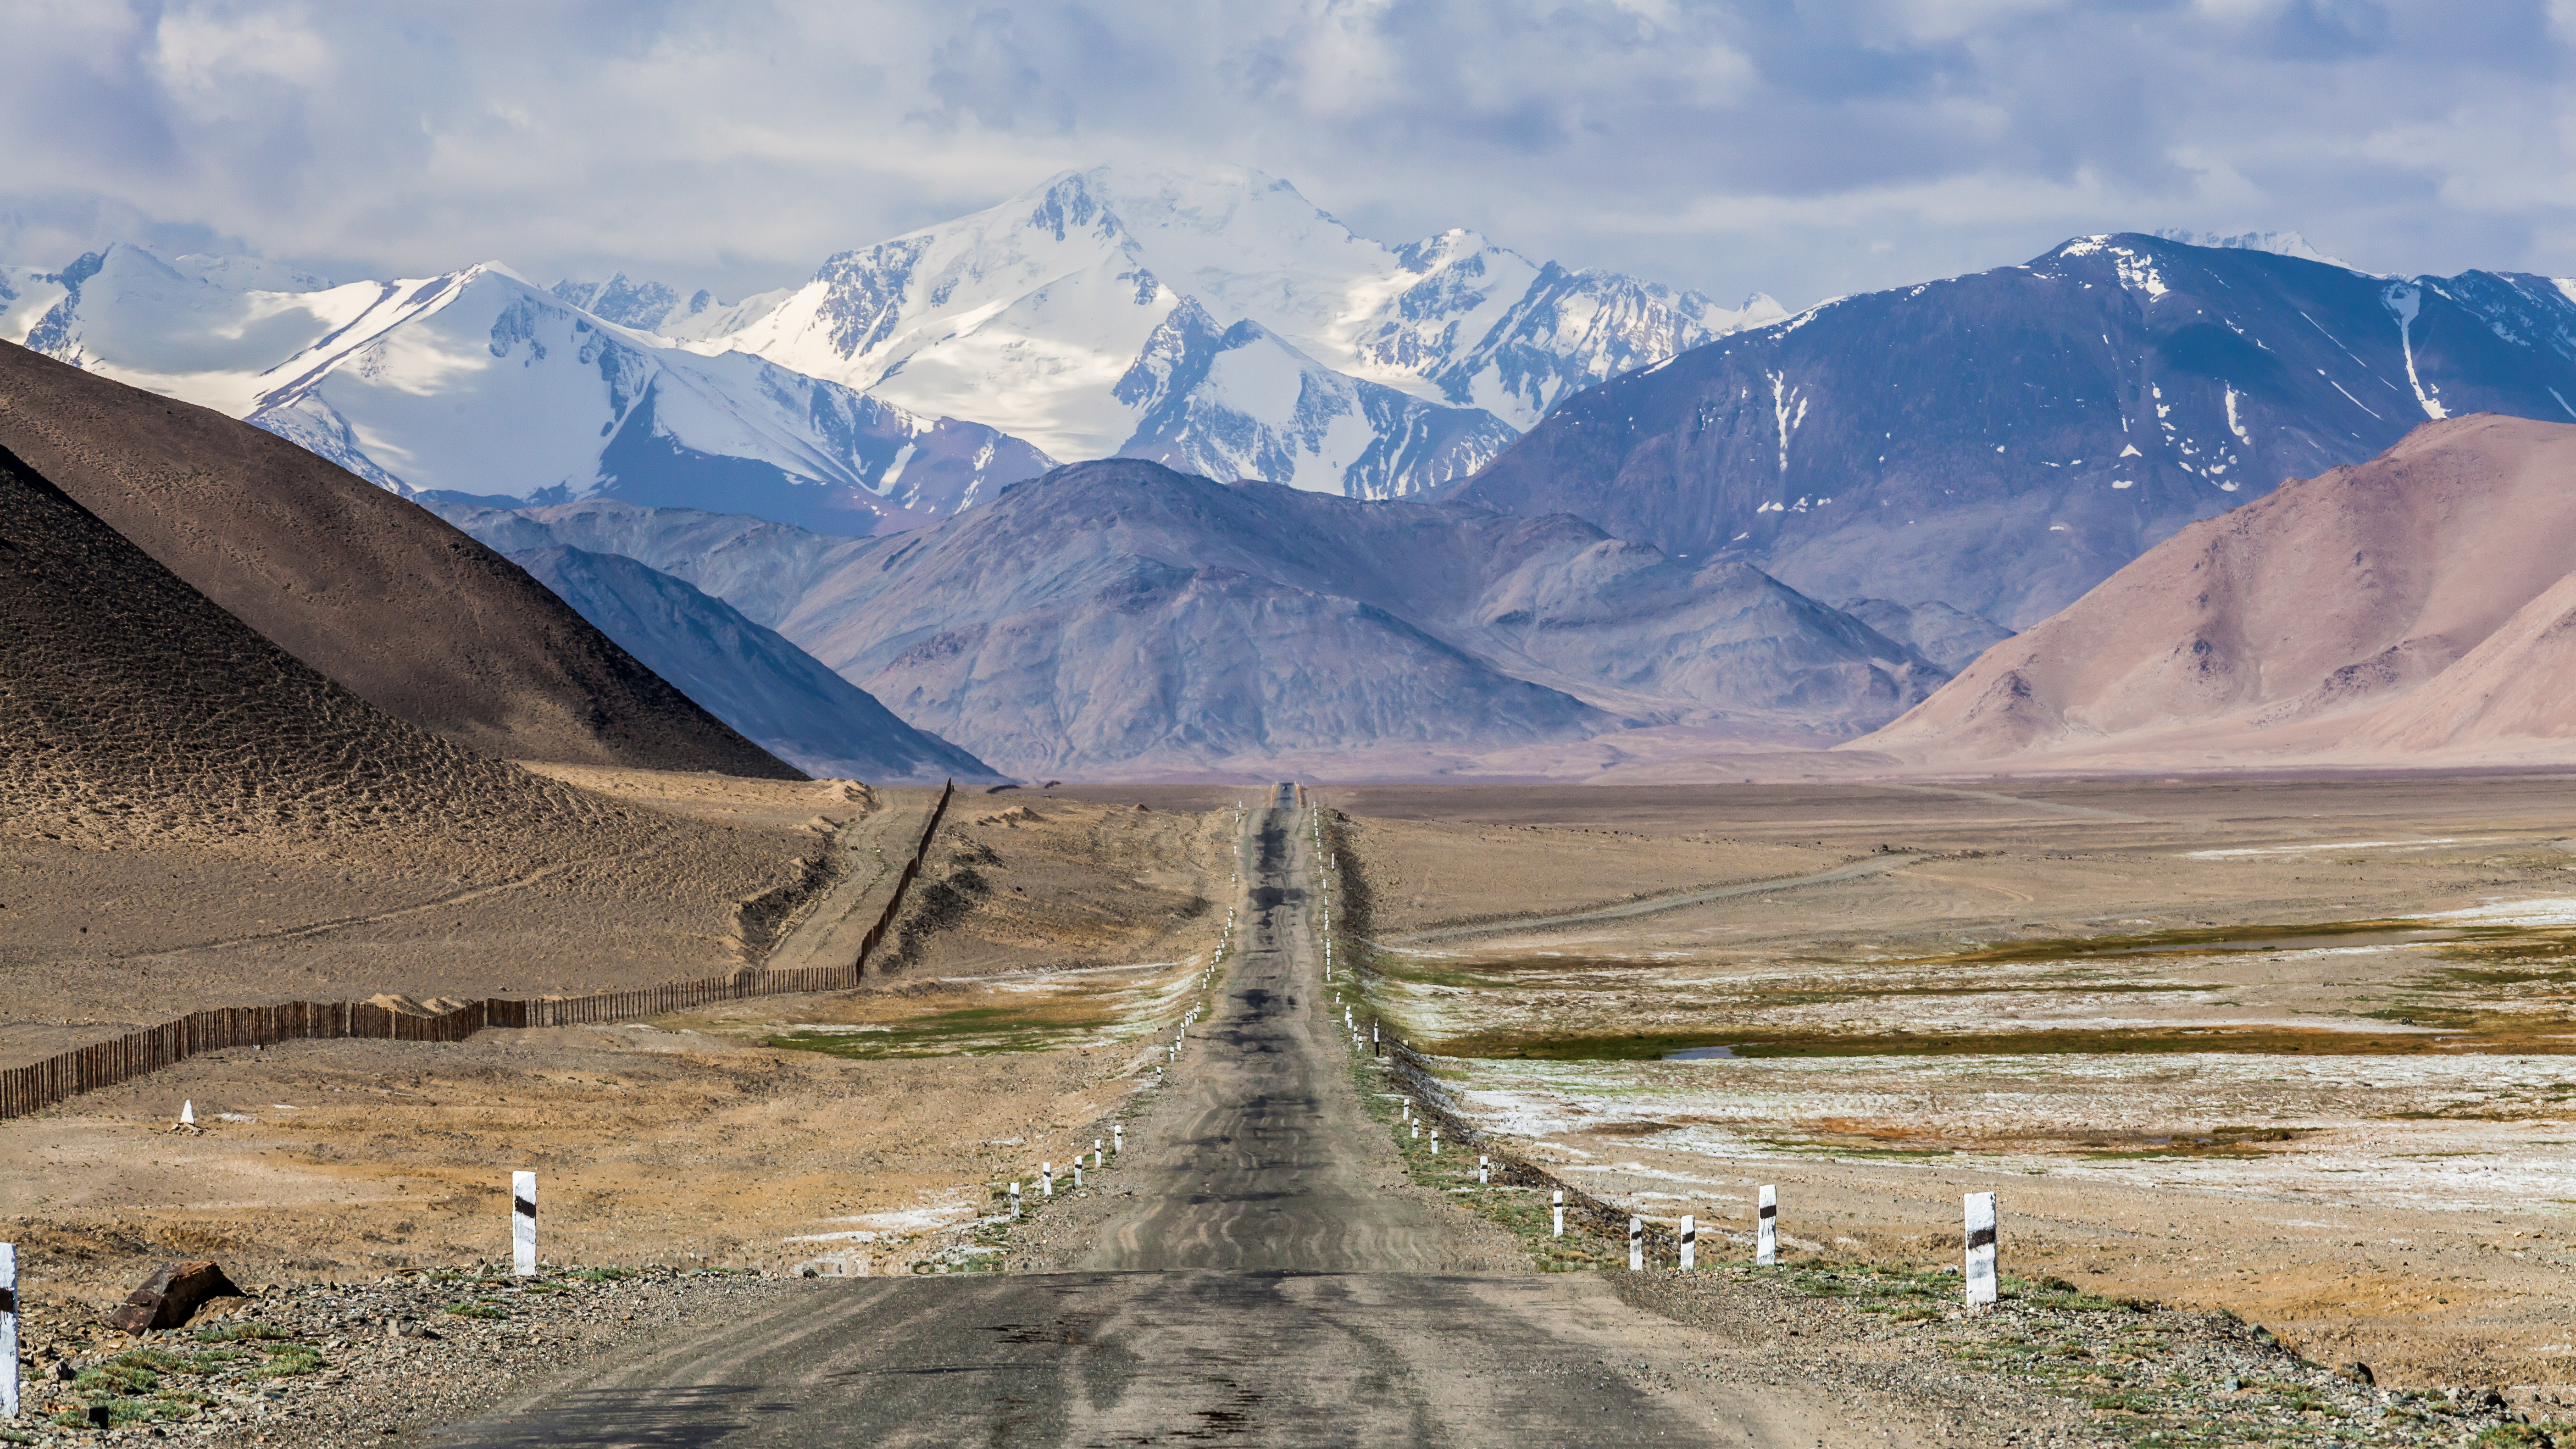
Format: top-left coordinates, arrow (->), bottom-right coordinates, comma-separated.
1852,412 -> 2576,769
0,339 -> 801,777
1452,231 -> 2576,627
433,461 -> 1943,778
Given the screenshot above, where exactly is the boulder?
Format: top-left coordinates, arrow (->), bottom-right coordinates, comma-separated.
107,1259 -> 243,1333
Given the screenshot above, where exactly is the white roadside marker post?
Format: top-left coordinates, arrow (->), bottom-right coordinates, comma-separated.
1094,1139 -> 1104,1169
1551,1190 -> 1565,1238
1430,1128 -> 1440,1155
1410,1122 -> 1418,1141
1477,1155 -> 1489,1187
1043,1163 -> 1054,1197
1114,1126 -> 1123,1155
1628,1216 -> 1643,1271
1072,1164 -> 1083,1189
1965,1192 -> 1998,1308
511,1171 -> 538,1277
1757,1184 -> 1777,1267
1010,1183 -> 1021,1219
1,1240 -> 17,1421
1680,1215 -> 1696,1271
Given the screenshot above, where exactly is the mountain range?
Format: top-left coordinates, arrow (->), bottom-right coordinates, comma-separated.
1453,232 -> 2576,627
643,166 -> 1780,497
1856,413 -> 2576,771
0,246 -> 1052,537
431,461 -> 1944,778
1,166 -> 1765,533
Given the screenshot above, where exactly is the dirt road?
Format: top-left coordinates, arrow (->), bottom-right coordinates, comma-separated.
427,802 -> 1940,1447
1390,851 -> 1927,944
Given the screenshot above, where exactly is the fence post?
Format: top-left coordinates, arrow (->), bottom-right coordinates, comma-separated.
1758,1184 -> 1777,1266
1,1241 -> 17,1420
512,1171 -> 538,1277
1965,1192 -> 1998,1307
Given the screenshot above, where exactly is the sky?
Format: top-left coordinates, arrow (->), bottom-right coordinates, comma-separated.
2,0 -> 2572,311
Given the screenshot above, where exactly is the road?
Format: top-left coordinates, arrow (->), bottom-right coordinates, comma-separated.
430,799 -> 1922,1447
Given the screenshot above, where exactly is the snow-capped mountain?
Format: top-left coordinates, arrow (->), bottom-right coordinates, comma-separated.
2,244 -> 1054,534
1456,232 -> 2576,627
2149,228 -> 2349,269
672,167 -> 1780,497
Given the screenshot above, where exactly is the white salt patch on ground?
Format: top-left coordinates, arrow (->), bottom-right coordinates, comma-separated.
1448,1054 -> 2576,1216
2419,898 -> 2576,926
2178,838 -> 2491,859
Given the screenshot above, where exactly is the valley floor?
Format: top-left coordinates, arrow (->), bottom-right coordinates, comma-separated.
1329,772 -> 2576,1389
2,770 -> 2573,1441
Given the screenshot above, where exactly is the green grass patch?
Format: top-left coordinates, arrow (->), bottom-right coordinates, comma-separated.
767,1004 -> 1121,1059
246,1343 -> 325,1379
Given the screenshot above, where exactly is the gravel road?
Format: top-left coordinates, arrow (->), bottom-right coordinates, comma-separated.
419,803 -> 1947,1447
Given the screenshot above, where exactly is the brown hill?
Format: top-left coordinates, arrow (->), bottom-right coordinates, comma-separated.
0,341 -> 796,777
1854,414 -> 2576,769
2,434 -> 629,856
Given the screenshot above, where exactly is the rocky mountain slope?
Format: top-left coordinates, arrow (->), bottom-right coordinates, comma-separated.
1853,413 -> 2576,768
0,244 -> 1054,534
507,544 -> 997,783
1453,233 -> 2576,627
0,341 -> 799,777
434,461 -> 1940,777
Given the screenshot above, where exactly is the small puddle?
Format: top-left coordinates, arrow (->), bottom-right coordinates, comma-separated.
1662,1045 -> 1738,1061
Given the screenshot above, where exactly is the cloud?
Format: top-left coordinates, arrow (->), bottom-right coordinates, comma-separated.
0,0 -> 2567,312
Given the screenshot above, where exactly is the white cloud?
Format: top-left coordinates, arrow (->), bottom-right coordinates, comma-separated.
0,0 -> 2566,313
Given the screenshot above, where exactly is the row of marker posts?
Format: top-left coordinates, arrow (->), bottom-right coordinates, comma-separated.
1008,1130 -> 1121,1221
1483,1164 -> 2003,1307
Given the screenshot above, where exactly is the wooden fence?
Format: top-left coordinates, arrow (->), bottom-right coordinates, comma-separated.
0,780 -> 957,1121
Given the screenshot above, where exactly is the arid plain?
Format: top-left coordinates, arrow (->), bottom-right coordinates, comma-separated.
1327,772 -> 2576,1389
7,768 -> 2576,1437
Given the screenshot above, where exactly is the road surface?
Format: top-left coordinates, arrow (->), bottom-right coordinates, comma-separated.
430,798 -> 1926,1447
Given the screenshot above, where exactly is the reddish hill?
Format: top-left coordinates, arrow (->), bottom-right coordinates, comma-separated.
0,341 -> 797,778
1854,414 -> 2576,768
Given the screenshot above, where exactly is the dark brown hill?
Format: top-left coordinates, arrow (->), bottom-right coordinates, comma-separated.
0,340 -> 797,778
0,436 -> 630,855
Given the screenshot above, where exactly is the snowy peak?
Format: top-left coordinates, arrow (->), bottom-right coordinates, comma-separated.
2151,228 -> 2348,269
685,163 -> 1764,494
2,245 -> 1055,535
243,264 -> 1052,529
549,273 -> 727,333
